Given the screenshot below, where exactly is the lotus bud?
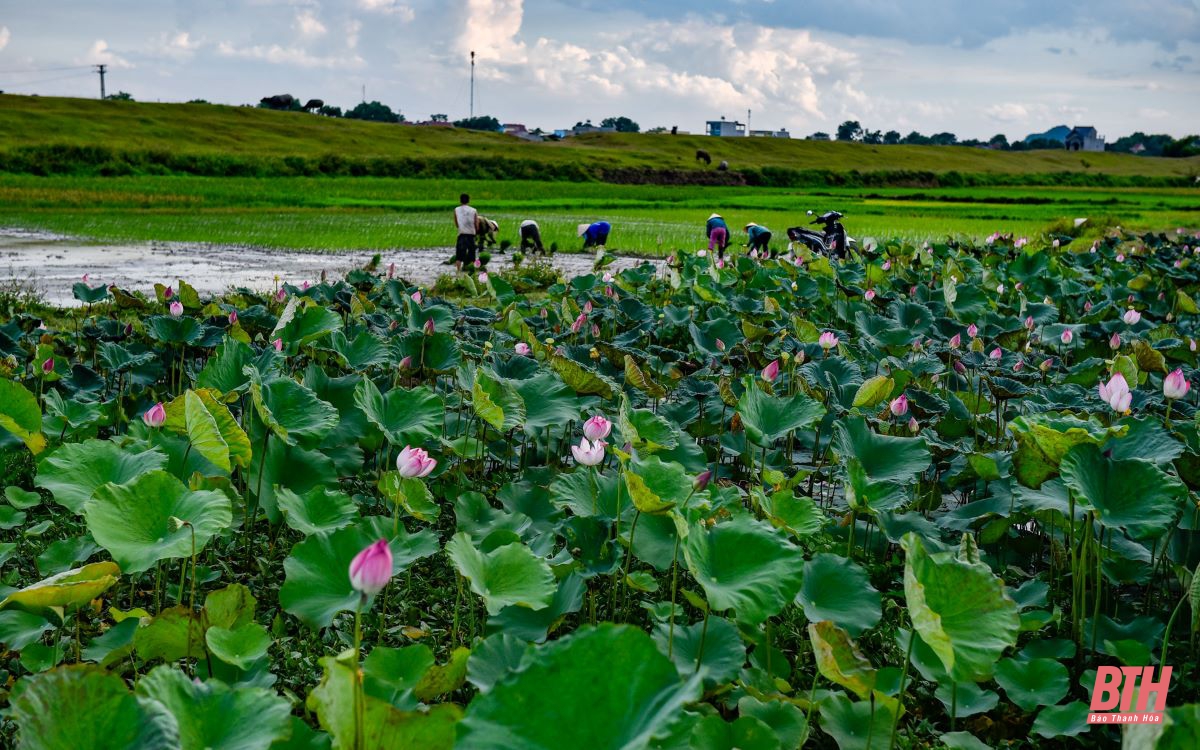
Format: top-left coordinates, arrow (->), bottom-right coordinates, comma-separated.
949,333 -> 961,349
1014,359 -> 1024,372
301,281 -> 310,290
602,272 -> 614,283
411,291 -> 422,304
954,360 -> 967,374
276,288 -> 286,302
228,311 -> 238,325
882,260 -> 892,270
762,360 -> 780,382
716,258 -> 725,269
967,323 -> 978,338
716,338 -> 726,352
1052,239 -> 1060,248
143,402 -> 166,427
1084,300 -> 1093,312
1015,282 -> 1023,291
398,355 -> 413,369
1116,253 -> 1125,262
889,394 -> 909,417
583,415 -> 613,442
583,301 -> 593,314
698,249 -> 707,257
989,347 -> 1002,359
1040,358 -> 1053,372
396,446 -> 437,478
908,416 -> 919,433
1025,316 -> 1034,330
605,285 -> 615,297
272,338 -> 283,352
592,324 -> 601,337
1191,338 -> 1197,352
865,289 -> 876,301
570,437 -> 606,466
693,470 -> 713,491
1060,329 -> 1073,345
1164,369 -> 1190,400
795,351 -> 806,365
1158,291 -> 1165,301
1123,309 -> 1141,325
169,301 -> 184,317
424,319 -> 436,335
388,262 -> 396,278
163,286 -> 174,299
41,357 -> 54,374
571,312 -> 587,334
349,539 -> 393,596
478,272 -> 489,284
474,259 -> 481,268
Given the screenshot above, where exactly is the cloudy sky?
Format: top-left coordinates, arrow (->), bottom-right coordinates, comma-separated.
1,0 -> 1197,140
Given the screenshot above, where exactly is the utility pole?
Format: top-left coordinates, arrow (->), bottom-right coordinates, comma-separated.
94,64 -> 107,99
361,84 -> 365,103
469,50 -> 475,119
747,108 -> 751,136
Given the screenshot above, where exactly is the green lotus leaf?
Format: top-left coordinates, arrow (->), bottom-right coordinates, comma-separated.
146,315 -> 203,344
901,533 -> 1019,682
796,554 -> 882,637
196,337 -> 254,393
133,606 -> 206,663
624,456 -> 691,515
446,532 -> 556,616
135,664 -> 292,749
248,369 -> 339,445
512,372 -> 585,434
86,470 -> 232,574
994,657 -> 1069,712
353,377 -> 444,444
940,731 -> 994,750
458,624 -> 702,750
364,644 -> 437,709
485,572 -> 586,642
11,666 -> 179,750
817,691 -> 899,750
271,298 -> 343,347
934,681 -> 999,718
1060,443 -> 1186,540
280,517 -> 439,629
329,330 -> 389,370
688,715 -> 780,750
549,354 -> 618,400
0,378 -> 47,454
737,696 -> 809,750
36,439 -> 166,514
472,368 -> 526,432
833,418 -> 931,512
809,621 -> 876,700
651,615 -> 745,687
683,512 -> 806,626
1007,414 -> 1125,489
276,485 -> 359,536
466,634 -> 531,695
1030,701 -> 1091,739
0,561 -> 121,615
180,389 -> 252,472
1122,703 -> 1200,748
851,375 -> 895,409
205,622 -> 272,670
737,383 -> 825,446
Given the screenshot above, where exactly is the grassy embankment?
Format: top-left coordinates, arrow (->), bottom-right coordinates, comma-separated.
0,94 -> 1196,251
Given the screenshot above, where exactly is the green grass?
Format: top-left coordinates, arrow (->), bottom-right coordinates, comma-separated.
3,94 -> 1199,181
0,175 -> 1195,252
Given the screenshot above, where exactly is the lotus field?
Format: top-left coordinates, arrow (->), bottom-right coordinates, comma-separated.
3,229 -> 1200,750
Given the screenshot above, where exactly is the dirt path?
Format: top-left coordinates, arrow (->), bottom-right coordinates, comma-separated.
0,229 -> 663,306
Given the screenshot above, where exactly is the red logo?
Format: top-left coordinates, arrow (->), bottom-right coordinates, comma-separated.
1088,666 -> 1172,724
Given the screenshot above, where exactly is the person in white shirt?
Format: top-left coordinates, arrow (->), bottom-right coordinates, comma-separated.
453,194 -> 478,272
519,219 -> 545,254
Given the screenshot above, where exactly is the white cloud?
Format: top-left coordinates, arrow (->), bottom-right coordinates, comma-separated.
294,10 -> 327,39
459,0 -> 526,60
151,31 -> 202,61
346,20 -> 362,49
984,102 -> 1030,122
79,40 -> 133,69
216,41 -> 364,70
358,0 -> 415,20
0,26 -> 10,52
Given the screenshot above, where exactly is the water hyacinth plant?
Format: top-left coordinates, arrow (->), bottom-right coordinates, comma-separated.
0,227 -> 1197,748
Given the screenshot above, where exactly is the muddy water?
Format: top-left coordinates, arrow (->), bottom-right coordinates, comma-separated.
0,229 -> 663,306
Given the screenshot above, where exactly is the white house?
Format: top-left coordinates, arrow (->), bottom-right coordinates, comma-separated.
749,128 -> 791,139
1065,126 -> 1105,152
706,118 -> 745,137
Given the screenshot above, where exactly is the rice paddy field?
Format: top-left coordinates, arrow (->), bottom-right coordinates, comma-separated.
0,175 -> 1196,253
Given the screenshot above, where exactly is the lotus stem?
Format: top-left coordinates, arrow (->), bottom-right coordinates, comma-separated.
353,595 -> 366,750
668,533 -> 680,659
888,631 -> 916,750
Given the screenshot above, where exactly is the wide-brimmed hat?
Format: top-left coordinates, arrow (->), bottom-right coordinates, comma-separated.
744,222 -> 758,230
708,213 -> 722,220
577,223 -> 591,237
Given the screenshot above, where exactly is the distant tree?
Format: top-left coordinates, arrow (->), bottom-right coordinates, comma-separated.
862,129 -> 883,145
345,101 -> 401,123
454,115 -> 502,132
186,99 -> 209,105
901,131 -> 930,145
1162,135 -> 1200,158
808,131 -> 831,141
883,130 -> 901,145
1107,132 -> 1174,156
430,113 -> 449,123
987,133 -> 1009,150
317,104 -> 343,117
929,132 -> 957,146
959,138 -> 984,147
836,120 -> 863,141
645,126 -> 668,134
600,116 -> 640,133
1025,138 -> 1063,150
105,91 -> 134,101
574,119 -> 594,128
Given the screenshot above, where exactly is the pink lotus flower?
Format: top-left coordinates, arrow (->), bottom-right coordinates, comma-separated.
761,359 -> 780,382
908,417 -> 919,433
1175,260 -> 1183,269
697,249 -> 707,258
143,402 -> 166,428
349,539 -> 393,596
1123,309 -> 1141,325
388,263 -> 396,278
591,323 -> 601,337
989,347 -> 1002,359
302,281 -> 311,291
396,446 -> 437,478
949,333 -> 962,349
570,437 -> 606,466
890,394 -> 908,417
571,312 -> 587,334
163,286 -> 174,299
583,415 -> 612,442
693,470 -> 713,491
865,289 -> 876,301
1061,329 -> 1073,345
1116,254 -> 1125,263
1109,332 -> 1121,349
1025,316 -> 1034,330
398,355 -> 413,369
169,301 -> 184,317
996,284 -> 1005,295
423,318 -> 435,335
1164,369 -> 1190,400
602,272 -> 615,283
909,286 -> 918,296
967,324 -> 979,338
1014,359 -> 1024,372
583,301 -> 593,314
82,273 -> 89,282
515,342 -> 531,356
715,258 -> 725,270
272,338 -> 283,352
882,260 -> 892,271
1015,237 -> 1028,248
276,288 -> 286,302
1191,338 -> 1197,353
1098,373 -> 1132,413
41,357 -> 54,374
478,272 -> 489,284
1084,300 -> 1093,312
228,311 -> 238,325
411,291 -> 422,304
1040,358 -> 1053,372
715,338 -> 726,352
749,249 -> 759,259
1052,239 -> 1060,248
819,331 -> 839,350
473,259 -> 481,268
605,285 -> 615,297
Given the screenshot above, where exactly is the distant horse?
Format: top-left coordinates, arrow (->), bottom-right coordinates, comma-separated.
695,149 -> 712,165
303,99 -> 324,111
259,94 -> 295,109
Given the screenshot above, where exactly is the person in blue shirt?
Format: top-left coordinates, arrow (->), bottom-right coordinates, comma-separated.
744,222 -> 773,256
579,221 -> 611,249
706,213 -> 729,257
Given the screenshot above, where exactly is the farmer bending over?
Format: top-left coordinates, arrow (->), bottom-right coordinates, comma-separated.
520,219 -> 546,254
476,216 -> 499,253
453,193 -> 478,272
706,213 -> 729,257
745,222 -> 773,257
579,221 -> 611,249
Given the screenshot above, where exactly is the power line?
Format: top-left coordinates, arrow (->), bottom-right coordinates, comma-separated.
0,64 -> 93,75
0,71 -> 93,88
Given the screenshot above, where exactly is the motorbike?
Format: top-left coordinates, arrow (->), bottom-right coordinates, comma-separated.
786,210 -> 856,259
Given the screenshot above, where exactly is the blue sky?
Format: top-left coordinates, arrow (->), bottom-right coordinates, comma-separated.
1,0 -> 1197,140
